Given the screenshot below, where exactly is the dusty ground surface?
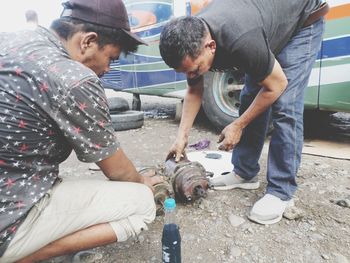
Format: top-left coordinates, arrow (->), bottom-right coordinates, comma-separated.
45,91 -> 350,263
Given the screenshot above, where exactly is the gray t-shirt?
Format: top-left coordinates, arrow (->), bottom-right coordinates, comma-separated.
197,0 -> 319,82
0,27 -> 119,255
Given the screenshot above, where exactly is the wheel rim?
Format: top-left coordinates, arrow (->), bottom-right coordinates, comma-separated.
212,71 -> 242,117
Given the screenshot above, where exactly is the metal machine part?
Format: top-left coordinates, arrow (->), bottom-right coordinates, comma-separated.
139,167 -> 174,216
139,157 -> 210,215
164,157 -> 209,203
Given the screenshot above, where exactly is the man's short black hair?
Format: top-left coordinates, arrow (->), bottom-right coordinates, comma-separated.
159,16 -> 208,69
51,17 -> 138,55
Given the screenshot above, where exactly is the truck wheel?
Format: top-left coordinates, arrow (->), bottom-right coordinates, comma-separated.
110,110 -> 144,131
202,71 -> 243,129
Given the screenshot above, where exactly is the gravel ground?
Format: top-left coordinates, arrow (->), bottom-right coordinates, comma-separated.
45,91 -> 350,263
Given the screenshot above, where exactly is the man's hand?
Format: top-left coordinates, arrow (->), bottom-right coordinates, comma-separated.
165,80 -> 203,162
141,170 -> 164,193
217,122 -> 244,151
166,137 -> 188,162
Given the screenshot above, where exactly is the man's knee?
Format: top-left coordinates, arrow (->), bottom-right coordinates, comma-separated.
134,183 -> 156,221
108,184 -> 156,242
109,182 -> 156,221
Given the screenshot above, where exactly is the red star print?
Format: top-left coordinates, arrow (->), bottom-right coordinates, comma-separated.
95,144 -> 101,149
16,201 -> 25,209
48,130 -> 55,136
16,93 -> 23,102
18,120 -> 27,128
10,225 -> 17,233
73,126 -> 81,134
15,68 -> 22,76
20,144 -> 28,152
49,65 -> 59,73
79,102 -> 87,110
5,178 -> 15,189
0,160 -> 6,166
40,82 -> 49,92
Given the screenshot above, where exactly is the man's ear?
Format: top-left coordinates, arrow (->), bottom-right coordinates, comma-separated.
80,32 -> 99,53
207,40 -> 216,54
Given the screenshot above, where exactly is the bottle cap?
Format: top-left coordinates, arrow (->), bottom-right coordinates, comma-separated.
164,198 -> 176,210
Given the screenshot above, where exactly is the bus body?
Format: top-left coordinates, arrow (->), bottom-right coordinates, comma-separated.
102,0 -> 350,127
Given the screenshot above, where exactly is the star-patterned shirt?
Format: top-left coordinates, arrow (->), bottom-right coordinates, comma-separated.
0,27 -> 119,256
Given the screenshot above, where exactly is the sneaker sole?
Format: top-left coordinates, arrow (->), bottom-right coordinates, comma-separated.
247,214 -> 283,225
212,181 -> 260,191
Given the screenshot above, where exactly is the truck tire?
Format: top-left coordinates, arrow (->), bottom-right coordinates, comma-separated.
303,110 -> 334,138
107,97 -> 130,114
110,110 -> 144,131
202,71 -> 243,129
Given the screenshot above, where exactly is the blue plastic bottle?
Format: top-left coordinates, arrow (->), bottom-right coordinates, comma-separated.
162,198 -> 181,263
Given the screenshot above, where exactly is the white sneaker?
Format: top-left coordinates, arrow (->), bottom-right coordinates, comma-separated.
248,194 -> 294,225
209,172 -> 260,191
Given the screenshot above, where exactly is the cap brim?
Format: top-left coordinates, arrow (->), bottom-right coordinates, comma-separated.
122,29 -> 148,46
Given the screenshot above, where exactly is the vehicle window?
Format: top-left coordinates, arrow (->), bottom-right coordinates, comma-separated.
127,2 -> 173,32
189,0 -> 212,15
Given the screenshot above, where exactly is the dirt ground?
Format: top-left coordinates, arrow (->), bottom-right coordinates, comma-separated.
46,91 -> 350,263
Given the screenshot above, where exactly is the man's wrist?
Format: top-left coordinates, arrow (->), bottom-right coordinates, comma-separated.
178,133 -> 189,142
137,173 -> 145,184
234,117 -> 248,130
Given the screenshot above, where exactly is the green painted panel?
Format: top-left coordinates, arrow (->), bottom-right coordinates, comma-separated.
119,62 -> 169,71
118,65 -> 134,71
323,17 -> 350,38
313,61 -> 321,68
175,81 -> 187,91
125,81 -> 187,97
136,41 -> 161,57
304,86 -> 319,109
319,82 -> 350,112
134,63 -> 170,71
319,57 -> 350,67
137,83 -> 176,96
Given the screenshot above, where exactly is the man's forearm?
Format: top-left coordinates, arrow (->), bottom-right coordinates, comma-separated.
235,60 -> 288,129
235,86 -> 285,129
97,149 -> 144,183
106,161 -> 143,183
177,78 -> 204,138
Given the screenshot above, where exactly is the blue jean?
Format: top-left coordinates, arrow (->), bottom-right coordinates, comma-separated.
232,18 -> 325,200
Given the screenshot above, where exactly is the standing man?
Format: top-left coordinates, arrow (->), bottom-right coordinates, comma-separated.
0,0 -> 162,262
159,0 -> 328,225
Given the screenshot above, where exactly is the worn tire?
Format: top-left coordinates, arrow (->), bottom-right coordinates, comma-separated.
303,110 -> 334,138
110,110 -> 144,131
202,71 -> 243,130
107,97 -> 130,114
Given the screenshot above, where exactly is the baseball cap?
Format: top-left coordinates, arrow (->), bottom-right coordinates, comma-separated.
60,0 -> 147,45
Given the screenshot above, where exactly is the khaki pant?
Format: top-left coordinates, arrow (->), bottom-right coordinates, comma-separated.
1,178 -> 155,263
